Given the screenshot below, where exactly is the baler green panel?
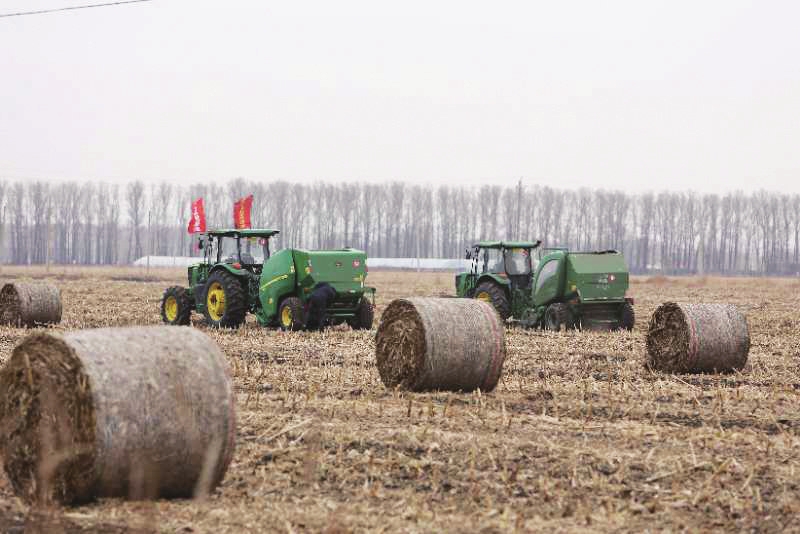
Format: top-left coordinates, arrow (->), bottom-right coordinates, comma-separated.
258,249 -> 297,318
533,251 -> 566,307
566,253 -> 629,301
292,249 -> 369,301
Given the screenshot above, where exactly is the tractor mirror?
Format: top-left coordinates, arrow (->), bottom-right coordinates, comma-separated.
465,249 -> 472,259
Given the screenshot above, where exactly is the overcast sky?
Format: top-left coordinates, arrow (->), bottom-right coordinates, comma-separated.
1,0 -> 799,193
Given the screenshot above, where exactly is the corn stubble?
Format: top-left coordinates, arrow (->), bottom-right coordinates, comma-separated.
0,267 -> 798,532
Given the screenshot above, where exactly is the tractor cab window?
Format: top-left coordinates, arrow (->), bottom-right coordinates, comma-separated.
217,237 -> 240,264
481,248 -> 503,273
504,248 -> 532,275
240,237 -> 271,265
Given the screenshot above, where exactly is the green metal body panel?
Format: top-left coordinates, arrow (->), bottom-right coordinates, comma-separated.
565,253 -> 628,302
532,250 -> 568,307
257,249 -> 298,323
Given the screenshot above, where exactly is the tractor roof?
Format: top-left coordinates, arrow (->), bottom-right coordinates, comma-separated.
474,240 -> 542,250
206,229 -> 280,238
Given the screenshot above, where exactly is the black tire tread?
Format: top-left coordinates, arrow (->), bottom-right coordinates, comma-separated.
545,302 -> 573,331
161,286 -> 193,326
474,281 -> 511,320
620,301 -> 635,331
203,270 -> 247,329
348,298 -> 375,330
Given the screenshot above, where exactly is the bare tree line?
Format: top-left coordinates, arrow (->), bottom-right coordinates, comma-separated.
1,179 -> 799,275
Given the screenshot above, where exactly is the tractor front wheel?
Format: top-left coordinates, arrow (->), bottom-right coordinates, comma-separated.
544,303 -> 573,331
278,297 -> 305,331
619,302 -> 635,331
203,271 -> 247,329
161,286 -> 193,325
473,282 -> 511,320
348,298 -> 374,330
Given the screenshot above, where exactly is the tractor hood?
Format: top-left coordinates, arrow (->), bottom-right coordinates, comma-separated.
566,253 -> 629,302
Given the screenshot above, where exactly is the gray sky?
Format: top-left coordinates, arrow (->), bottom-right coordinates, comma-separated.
1,0 -> 799,193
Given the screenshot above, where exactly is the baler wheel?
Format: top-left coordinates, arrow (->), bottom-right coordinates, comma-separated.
544,303 -> 573,331
278,297 -> 305,331
348,298 -> 375,330
620,302 -> 635,331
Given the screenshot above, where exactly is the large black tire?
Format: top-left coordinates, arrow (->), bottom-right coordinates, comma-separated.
348,298 -> 375,330
160,286 -> 193,326
473,281 -> 511,320
619,302 -> 635,331
203,270 -> 247,329
278,297 -> 305,331
544,302 -> 573,331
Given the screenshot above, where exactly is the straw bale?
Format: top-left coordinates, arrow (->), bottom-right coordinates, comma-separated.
0,326 -> 236,504
646,302 -> 750,373
0,282 -> 62,327
375,297 -> 506,392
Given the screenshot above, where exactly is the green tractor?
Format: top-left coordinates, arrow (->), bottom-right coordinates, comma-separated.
160,229 -> 375,330
455,241 -> 634,331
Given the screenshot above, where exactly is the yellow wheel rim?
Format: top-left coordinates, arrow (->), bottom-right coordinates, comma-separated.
281,306 -> 292,327
164,295 -> 178,322
476,291 -> 491,303
207,282 -> 226,321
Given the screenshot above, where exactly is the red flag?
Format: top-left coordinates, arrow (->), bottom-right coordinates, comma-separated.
233,194 -> 253,229
187,198 -> 207,234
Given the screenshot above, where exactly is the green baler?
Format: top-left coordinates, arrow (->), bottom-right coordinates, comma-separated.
160,229 -> 375,330
530,249 -> 634,330
456,242 -> 634,330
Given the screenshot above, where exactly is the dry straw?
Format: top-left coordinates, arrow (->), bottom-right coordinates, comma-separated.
0,282 -> 62,327
0,326 -> 236,504
646,302 -> 750,373
375,298 -> 506,392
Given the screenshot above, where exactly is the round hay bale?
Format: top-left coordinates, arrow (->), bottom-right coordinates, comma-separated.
375,297 -> 506,392
0,326 -> 236,504
0,282 -> 62,327
645,302 -> 750,373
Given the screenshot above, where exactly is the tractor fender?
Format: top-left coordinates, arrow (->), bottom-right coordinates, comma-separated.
476,273 -> 510,293
258,249 -> 298,321
210,263 -> 250,278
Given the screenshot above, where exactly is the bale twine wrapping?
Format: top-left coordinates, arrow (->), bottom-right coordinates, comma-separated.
645,302 -> 750,373
0,282 -> 62,327
0,326 -> 236,504
375,298 -> 506,392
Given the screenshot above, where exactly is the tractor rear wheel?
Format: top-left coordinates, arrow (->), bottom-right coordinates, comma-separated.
278,297 -> 305,331
619,302 -> 635,331
348,298 -> 374,330
203,271 -> 247,329
473,282 -> 511,320
161,286 -> 193,325
544,303 -> 573,331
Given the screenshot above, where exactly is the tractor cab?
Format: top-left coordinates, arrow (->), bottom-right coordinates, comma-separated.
199,229 -> 280,275
456,240 -> 542,320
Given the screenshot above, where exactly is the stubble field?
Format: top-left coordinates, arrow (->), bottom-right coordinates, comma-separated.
0,266 -> 798,533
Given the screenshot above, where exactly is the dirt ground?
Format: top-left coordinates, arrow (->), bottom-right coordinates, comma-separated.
0,266 -> 798,533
